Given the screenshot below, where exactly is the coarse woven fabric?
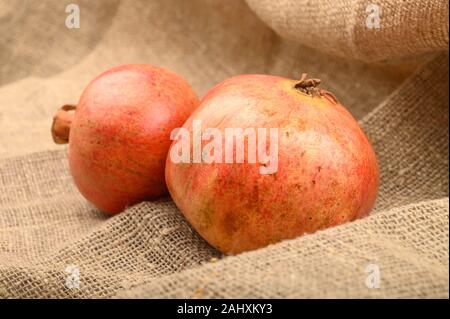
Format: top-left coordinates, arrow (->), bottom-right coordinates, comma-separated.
246,0 -> 449,62
0,0 -> 448,298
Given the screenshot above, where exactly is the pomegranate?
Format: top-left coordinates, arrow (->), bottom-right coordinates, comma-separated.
52,64 -> 199,214
165,74 -> 379,254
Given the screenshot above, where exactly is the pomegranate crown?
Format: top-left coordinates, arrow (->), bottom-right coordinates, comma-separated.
294,73 -> 338,104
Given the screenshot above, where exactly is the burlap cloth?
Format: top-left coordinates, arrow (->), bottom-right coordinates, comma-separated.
0,0 -> 448,298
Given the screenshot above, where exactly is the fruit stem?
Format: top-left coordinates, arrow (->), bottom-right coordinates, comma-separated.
294,73 -> 338,104
51,104 -> 76,144
295,73 -> 322,88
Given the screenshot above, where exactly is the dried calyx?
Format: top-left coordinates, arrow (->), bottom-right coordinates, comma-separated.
294,73 -> 338,104
51,104 -> 76,144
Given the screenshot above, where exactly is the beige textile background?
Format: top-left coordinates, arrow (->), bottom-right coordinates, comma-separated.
0,0 -> 448,298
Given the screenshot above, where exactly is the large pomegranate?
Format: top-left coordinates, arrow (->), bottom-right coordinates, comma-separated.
52,64 -> 199,214
165,74 -> 379,254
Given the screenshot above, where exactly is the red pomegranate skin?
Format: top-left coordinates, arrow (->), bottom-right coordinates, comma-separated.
69,64 -> 199,214
165,75 -> 379,254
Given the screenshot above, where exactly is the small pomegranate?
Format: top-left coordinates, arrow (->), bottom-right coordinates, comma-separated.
52,64 -> 199,214
165,74 -> 379,254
